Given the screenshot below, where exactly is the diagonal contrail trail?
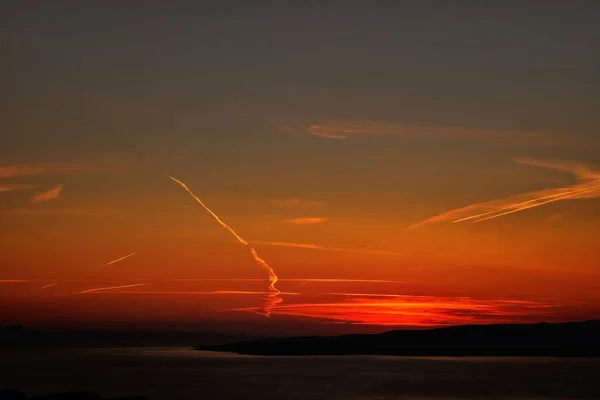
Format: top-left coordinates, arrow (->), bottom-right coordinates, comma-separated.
164,172 -> 281,316
452,188 -> 591,223
406,158 -> 600,229
469,188 -> 596,223
75,283 -> 148,294
41,282 -> 59,289
101,252 -> 136,267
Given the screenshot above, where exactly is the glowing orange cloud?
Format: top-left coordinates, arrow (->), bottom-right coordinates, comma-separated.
225,296 -> 559,326
288,278 -> 403,283
164,172 -> 281,316
283,217 -> 327,224
101,252 -> 136,267
124,278 -> 406,284
409,158 -> 600,228
303,120 -> 589,148
78,290 -> 302,296
31,184 -> 63,203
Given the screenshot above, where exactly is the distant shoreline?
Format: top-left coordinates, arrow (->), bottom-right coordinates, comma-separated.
195,320 -> 600,357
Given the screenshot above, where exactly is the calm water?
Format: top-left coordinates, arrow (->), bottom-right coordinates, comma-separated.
1,347 -> 599,399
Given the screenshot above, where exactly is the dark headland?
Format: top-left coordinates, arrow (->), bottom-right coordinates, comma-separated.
195,320 -> 600,357
0,390 -> 147,400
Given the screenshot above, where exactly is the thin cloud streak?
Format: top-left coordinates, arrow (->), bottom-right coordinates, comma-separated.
101,252 -> 137,267
283,217 -> 328,224
252,240 -> 404,256
288,278 -> 403,283
273,198 -> 324,207
0,163 -> 85,178
40,282 -> 59,290
9,208 -> 127,217
75,283 -> 148,294
0,278 -> 406,284
0,184 -> 34,193
86,290 -> 302,296
409,158 -> 600,228
147,278 -> 402,283
31,184 -> 63,203
305,120 -> 587,148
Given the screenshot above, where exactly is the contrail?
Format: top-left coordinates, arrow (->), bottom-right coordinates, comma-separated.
469,188 -> 596,223
164,172 -> 280,316
406,158 -> 600,229
452,188 -> 590,223
41,282 -> 58,289
101,252 -> 136,267
454,187 -> 595,223
75,283 -> 148,294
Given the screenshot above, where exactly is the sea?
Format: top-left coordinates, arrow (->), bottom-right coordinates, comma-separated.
1,347 -> 599,399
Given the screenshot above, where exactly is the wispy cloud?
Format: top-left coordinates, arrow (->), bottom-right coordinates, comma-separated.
303,120 -> 591,148
9,208 -> 127,217
223,296 -> 560,326
0,183 -> 34,193
272,198 -> 324,207
284,217 -> 327,224
75,283 -> 148,294
0,163 -> 85,178
123,278 -> 405,284
31,184 -> 63,203
252,240 -> 404,256
410,158 -> 600,228
87,290 -> 302,296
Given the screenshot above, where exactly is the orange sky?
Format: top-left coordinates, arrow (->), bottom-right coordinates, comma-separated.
2,2 -> 600,334
1,159 -> 599,332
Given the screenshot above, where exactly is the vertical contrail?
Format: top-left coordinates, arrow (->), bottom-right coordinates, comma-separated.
164,172 -> 280,316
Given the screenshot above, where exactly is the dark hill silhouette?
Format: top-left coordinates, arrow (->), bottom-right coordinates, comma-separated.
195,320 -> 600,356
0,391 -> 147,400
0,325 -> 253,348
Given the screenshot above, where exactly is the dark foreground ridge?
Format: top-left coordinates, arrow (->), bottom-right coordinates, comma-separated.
195,320 -> 600,356
0,390 -> 147,400
0,326 -> 253,348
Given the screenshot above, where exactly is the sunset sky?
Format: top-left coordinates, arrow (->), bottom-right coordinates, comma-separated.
2,1 -> 599,334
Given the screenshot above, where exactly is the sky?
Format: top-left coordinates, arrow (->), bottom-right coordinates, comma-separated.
2,1 -> 600,334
